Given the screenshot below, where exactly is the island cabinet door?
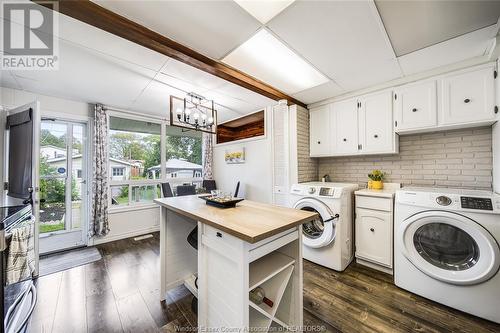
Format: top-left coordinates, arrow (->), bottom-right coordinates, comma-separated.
198,224 -> 249,329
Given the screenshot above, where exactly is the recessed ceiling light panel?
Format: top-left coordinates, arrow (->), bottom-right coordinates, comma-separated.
223,29 -> 329,95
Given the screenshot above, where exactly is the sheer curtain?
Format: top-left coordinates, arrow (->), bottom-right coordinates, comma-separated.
90,104 -> 110,237
202,132 -> 214,180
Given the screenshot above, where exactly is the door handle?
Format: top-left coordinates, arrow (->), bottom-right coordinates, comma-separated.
80,180 -> 86,184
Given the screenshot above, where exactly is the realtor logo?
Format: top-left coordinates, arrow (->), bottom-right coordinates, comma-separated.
1,1 -> 59,70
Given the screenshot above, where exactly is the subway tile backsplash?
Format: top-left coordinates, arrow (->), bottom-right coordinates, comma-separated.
317,127 -> 493,190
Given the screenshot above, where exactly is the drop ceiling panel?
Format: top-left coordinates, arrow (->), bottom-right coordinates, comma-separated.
398,25 -> 496,76
130,80 -> 178,117
375,0 -> 500,56
10,40 -> 155,110
267,0 -> 402,92
234,0 -> 295,24
59,15 -> 168,72
215,82 -> 276,108
0,70 -> 22,90
160,59 -> 228,91
94,0 -> 261,60
292,81 -> 344,104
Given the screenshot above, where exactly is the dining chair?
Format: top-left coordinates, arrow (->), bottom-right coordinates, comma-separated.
176,185 -> 196,196
161,182 -> 174,198
202,180 -> 217,193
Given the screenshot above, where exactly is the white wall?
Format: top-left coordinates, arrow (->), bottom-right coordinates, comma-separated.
1,86 -> 160,244
213,107 -> 273,203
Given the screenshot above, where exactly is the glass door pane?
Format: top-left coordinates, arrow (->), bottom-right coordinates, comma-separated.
40,122 -> 68,234
71,124 -> 85,230
39,119 -> 88,254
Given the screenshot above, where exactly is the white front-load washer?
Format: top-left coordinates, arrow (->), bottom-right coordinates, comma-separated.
395,187 -> 500,323
290,182 -> 358,271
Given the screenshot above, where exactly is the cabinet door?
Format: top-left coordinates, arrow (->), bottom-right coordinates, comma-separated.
440,66 -> 495,125
332,98 -> 358,154
359,91 -> 394,154
309,105 -> 330,156
355,208 -> 392,267
395,80 -> 437,132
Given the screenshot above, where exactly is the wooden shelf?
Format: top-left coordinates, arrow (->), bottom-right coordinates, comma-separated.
249,306 -> 271,331
249,264 -> 294,318
249,252 -> 295,290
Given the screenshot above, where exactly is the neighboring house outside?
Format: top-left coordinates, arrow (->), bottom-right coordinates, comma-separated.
41,145 -> 78,159
46,155 -> 137,193
148,158 -> 202,179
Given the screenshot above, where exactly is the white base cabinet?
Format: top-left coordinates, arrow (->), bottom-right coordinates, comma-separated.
354,189 -> 396,274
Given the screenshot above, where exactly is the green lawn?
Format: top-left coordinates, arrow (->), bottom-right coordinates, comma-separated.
40,222 -> 65,233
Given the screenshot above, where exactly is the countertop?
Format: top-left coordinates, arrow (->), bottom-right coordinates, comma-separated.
355,188 -> 396,198
355,183 -> 400,198
154,195 -> 318,243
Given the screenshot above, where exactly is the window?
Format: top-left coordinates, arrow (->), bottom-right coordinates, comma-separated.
108,115 -> 203,208
112,167 -> 124,177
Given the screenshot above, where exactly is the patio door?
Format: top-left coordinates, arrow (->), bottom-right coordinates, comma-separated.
39,119 -> 88,254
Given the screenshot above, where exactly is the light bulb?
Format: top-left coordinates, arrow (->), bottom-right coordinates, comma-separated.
201,113 -> 207,120
176,108 -> 183,115
193,112 -> 200,119
208,116 -> 214,125
185,109 -> 191,116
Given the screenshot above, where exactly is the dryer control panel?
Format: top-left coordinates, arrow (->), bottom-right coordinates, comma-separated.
460,197 -> 493,211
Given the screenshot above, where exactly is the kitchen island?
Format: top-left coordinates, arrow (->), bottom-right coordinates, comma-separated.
154,195 -> 317,332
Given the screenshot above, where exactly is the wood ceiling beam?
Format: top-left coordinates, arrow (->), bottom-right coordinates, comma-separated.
34,0 -> 307,108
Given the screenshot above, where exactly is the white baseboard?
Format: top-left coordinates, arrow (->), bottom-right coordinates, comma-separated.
90,226 -> 160,246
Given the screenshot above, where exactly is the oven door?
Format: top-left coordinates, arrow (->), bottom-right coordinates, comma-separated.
399,210 -> 500,285
294,198 -> 336,249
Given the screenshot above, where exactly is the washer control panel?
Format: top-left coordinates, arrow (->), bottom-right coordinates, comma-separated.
319,187 -> 335,197
460,196 -> 493,211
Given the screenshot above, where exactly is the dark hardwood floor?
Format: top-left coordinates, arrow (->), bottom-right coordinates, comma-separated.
29,233 -> 500,333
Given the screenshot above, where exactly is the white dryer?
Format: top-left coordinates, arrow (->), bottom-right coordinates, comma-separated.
395,188 -> 500,323
290,182 -> 358,271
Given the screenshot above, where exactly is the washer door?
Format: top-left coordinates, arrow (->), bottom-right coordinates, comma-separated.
400,211 -> 500,285
294,198 -> 336,248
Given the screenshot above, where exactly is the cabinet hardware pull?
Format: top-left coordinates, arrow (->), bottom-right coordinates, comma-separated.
317,141 -> 321,144
395,121 -> 398,127
343,138 -> 347,142
216,232 -> 222,238
495,106 -> 498,114
374,134 -> 378,138
464,98 -> 471,103
370,228 -> 374,232
412,108 -> 417,112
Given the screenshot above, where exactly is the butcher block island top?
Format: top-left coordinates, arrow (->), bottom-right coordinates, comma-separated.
154,195 -> 318,243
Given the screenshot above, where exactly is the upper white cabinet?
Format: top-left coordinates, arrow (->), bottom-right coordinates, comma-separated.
308,63 -> 497,157
440,66 -> 496,126
328,91 -> 398,156
332,98 -> 358,154
309,105 -> 330,157
394,80 -> 437,132
358,91 -> 395,154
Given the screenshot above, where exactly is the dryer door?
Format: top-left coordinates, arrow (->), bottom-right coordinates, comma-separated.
399,210 -> 500,285
294,198 -> 336,248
